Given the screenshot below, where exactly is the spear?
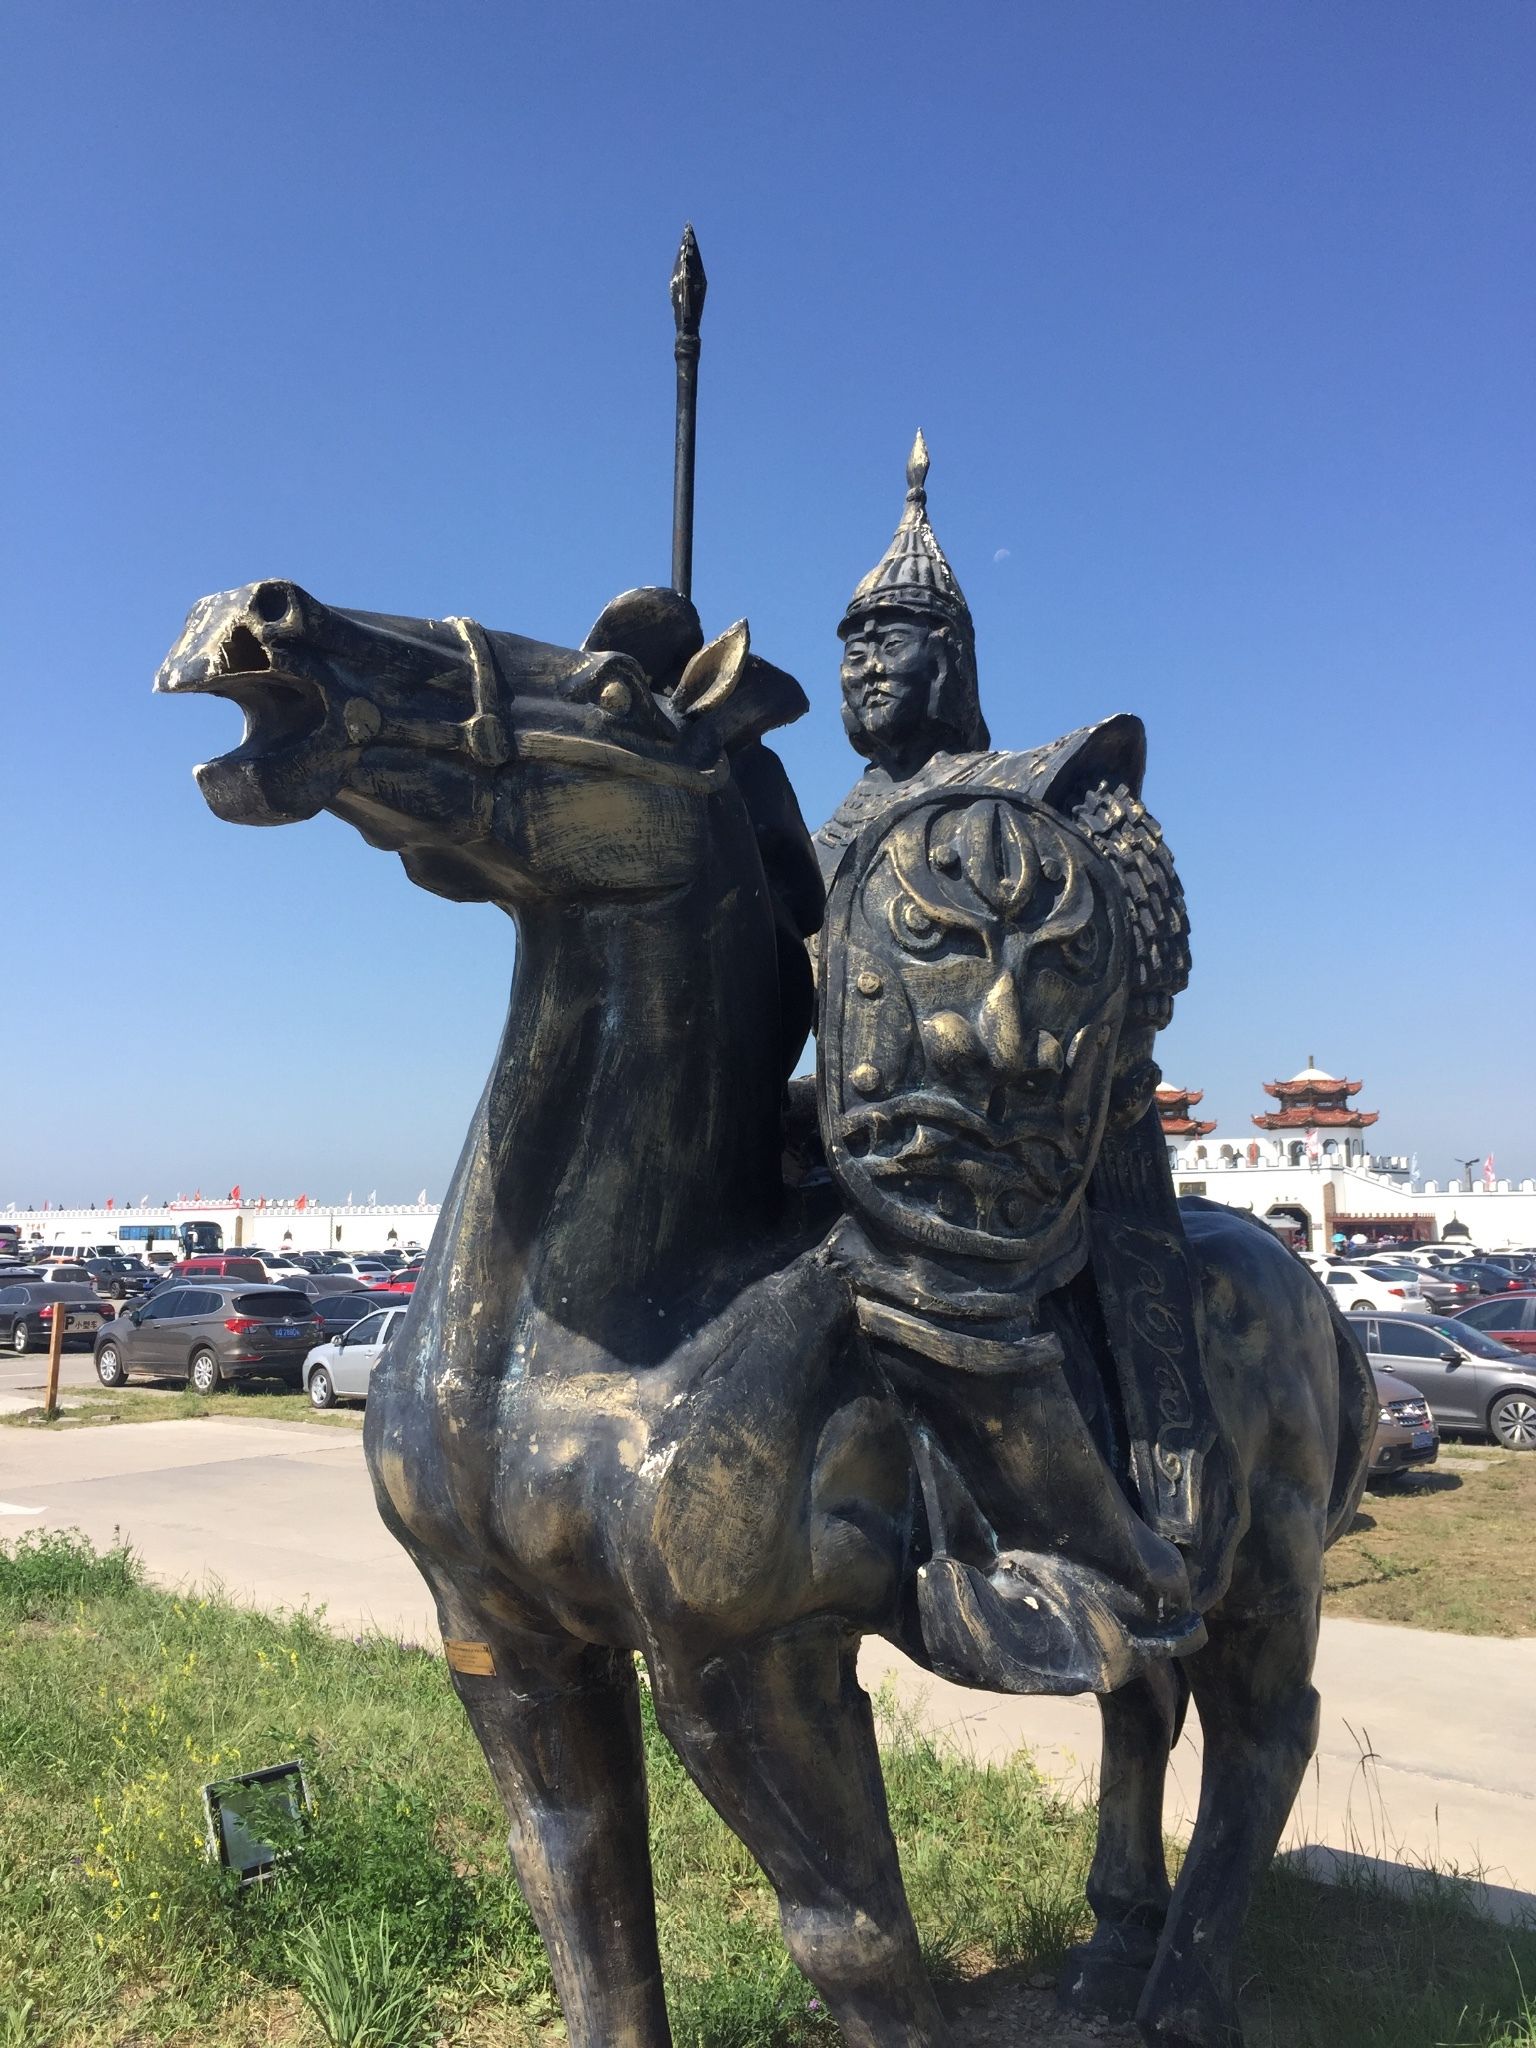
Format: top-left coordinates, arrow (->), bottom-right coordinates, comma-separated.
669,223 -> 707,599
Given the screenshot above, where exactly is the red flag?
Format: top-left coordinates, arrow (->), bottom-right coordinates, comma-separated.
229,1184 -> 241,1203
1305,1127 -> 1320,1163
1483,1154 -> 1496,1189
296,1193 -> 308,1211
106,1197 -> 114,1209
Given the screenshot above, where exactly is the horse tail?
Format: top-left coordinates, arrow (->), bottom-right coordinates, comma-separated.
1322,1293 -> 1376,1549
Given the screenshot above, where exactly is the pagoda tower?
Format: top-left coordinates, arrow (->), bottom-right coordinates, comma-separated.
1253,1057 -> 1378,1164
1156,1086 -> 1216,1139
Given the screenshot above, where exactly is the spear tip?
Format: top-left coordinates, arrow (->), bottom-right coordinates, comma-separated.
671,222 -> 707,336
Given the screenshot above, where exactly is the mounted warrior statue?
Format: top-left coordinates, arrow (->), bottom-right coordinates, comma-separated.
810,432 -> 1235,1699
157,234 -> 1376,2048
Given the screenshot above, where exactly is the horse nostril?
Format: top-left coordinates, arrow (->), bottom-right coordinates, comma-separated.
252,581 -> 293,624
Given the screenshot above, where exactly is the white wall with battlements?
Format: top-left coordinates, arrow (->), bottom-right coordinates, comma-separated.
3,1201 -> 440,1257
1161,1150 -> 1536,1251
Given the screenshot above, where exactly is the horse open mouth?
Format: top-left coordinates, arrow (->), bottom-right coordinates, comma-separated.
157,615 -> 344,826
167,624 -> 330,775
200,670 -> 328,771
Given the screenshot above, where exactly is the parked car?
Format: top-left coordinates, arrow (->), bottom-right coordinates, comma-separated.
1439,1259 -> 1527,1299
323,1258 -> 394,1283
1313,1264 -> 1417,1313
248,1253 -> 310,1280
1402,1269 -> 1471,1312
93,1284 -> 323,1392
1452,1292 -> 1536,1357
1362,1257 -> 1467,1310
0,1282 -> 112,1353
1350,1311 -> 1536,1449
301,1304 -> 406,1408
168,1254 -> 283,1286
308,1291 -> 390,1340
290,1273 -> 370,1301
33,1263 -> 96,1287
83,1256 -> 158,1301
1366,1365 -> 1439,1484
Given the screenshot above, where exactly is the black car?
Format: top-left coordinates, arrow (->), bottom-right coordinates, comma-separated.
83,1256 -> 159,1301
1440,1259 -> 1526,1299
309,1291 -> 387,1340
290,1273 -> 370,1302
0,1282 -> 112,1353
93,1284 -> 323,1392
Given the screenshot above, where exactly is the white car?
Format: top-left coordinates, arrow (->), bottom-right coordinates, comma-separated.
238,1250 -> 310,1281
300,1304 -> 405,1408
1317,1264 -> 1421,1314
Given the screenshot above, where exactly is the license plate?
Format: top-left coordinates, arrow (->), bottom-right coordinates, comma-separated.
272,1325 -> 302,1340
1411,1428 -> 1435,1449
66,1315 -> 99,1332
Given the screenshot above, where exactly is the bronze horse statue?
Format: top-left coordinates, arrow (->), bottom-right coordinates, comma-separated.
158,576 -> 1373,2048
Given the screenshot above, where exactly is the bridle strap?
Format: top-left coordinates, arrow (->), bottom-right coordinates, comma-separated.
407,614 -> 728,796
445,616 -> 511,768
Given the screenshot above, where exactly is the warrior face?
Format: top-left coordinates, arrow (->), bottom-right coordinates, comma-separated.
840,611 -> 955,770
820,791 -> 1129,1269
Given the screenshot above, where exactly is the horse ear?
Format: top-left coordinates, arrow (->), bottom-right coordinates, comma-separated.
673,619 -> 749,717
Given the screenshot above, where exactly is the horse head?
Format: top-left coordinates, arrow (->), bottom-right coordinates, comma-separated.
155,578 -> 810,913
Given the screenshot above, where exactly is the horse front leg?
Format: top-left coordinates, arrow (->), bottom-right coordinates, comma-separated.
426,1579 -> 671,2048
1059,1661 -> 1184,2023
1138,1604 -> 1321,2048
650,1619 -> 951,2048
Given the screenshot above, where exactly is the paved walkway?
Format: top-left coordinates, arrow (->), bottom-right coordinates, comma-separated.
2,1404 -> 1531,1923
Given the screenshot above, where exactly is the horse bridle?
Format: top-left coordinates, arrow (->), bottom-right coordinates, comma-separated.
437,616 -> 730,795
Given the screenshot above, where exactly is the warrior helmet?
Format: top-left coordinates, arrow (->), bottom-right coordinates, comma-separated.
839,433 -> 990,754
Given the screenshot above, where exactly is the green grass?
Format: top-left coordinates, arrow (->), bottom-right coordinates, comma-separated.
0,1385 -> 362,1430
1324,1450 -> 1536,1636
0,1529 -> 1532,2047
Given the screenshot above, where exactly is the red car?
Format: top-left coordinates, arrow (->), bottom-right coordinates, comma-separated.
1453,1292 -> 1536,1355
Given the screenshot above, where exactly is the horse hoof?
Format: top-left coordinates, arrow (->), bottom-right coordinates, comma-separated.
1136,1983 -> 1244,2048
1058,1942 -> 1149,2022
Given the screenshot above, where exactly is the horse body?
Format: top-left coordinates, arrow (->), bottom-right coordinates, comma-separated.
159,578 -> 1371,2048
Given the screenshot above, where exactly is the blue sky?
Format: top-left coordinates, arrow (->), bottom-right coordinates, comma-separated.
5,1 -> 1532,1203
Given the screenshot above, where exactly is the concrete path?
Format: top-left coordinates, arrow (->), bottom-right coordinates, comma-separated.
2,1410 -> 1531,1923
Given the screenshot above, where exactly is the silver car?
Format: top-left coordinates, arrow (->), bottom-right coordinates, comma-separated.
301,1305 -> 406,1408
1349,1313 -> 1536,1450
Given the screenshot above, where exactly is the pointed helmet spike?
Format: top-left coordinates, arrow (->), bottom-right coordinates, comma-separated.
906,428 -> 930,503
839,431 -> 971,640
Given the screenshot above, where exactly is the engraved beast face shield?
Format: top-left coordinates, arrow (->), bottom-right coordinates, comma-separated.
819,790 -> 1128,1271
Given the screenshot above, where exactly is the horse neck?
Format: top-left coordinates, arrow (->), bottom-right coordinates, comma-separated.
476,834 -> 785,1356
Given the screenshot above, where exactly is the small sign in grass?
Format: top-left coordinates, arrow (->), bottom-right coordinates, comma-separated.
203,1761 -> 310,1885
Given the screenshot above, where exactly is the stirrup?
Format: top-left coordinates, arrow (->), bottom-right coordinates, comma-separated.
916,1550 -> 1206,1697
